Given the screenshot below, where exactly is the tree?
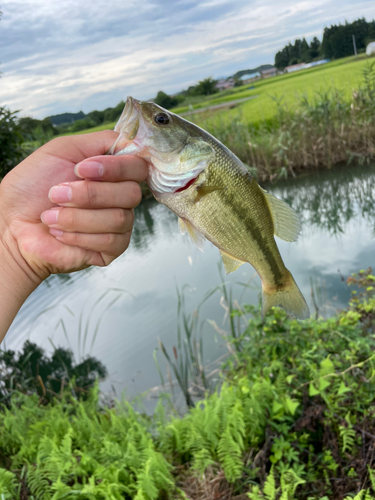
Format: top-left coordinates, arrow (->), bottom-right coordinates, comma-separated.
194,77 -> 218,96
275,46 -> 290,70
0,107 -> 25,177
310,37 -> 321,59
154,91 -> 178,109
300,38 -> 311,63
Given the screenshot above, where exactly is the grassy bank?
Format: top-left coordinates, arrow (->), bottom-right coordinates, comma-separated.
56,56 -> 375,185
1,270 -> 375,499
60,54 -> 373,136
198,62 -> 375,181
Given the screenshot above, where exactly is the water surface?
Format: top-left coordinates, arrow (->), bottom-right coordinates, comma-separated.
6,164 -> 375,401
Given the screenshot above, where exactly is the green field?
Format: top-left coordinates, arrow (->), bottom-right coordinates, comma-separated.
61,54 -> 374,137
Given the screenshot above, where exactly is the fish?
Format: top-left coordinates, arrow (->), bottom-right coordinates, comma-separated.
108,97 -> 310,320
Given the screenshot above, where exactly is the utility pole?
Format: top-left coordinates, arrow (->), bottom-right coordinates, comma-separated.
352,35 -> 358,56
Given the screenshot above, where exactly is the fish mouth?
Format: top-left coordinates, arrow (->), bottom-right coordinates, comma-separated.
108,96 -> 142,155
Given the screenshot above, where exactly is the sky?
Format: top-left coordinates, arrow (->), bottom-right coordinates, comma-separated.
0,0 -> 374,119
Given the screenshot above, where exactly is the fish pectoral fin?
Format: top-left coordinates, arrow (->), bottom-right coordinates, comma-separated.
195,186 -> 226,203
219,250 -> 244,275
261,189 -> 301,242
181,219 -> 206,251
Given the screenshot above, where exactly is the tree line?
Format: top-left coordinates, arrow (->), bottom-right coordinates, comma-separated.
275,17 -> 375,69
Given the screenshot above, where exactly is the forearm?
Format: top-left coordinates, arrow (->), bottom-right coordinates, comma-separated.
0,228 -> 41,343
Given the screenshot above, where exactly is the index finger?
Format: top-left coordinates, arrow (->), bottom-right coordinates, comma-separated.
74,155 -> 148,183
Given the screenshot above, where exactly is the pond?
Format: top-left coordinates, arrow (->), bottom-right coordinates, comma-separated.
5,163 -> 375,406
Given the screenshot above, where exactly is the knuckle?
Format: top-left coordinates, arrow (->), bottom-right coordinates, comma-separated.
85,181 -> 98,206
115,209 -> 129,231
105,233 -> 116,247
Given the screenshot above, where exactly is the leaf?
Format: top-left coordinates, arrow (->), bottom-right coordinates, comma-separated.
286,375 -> 295,384
309,382 -> 320,396
319,378 -> 332,392
272,400 -> 284,415
320,357 -> 335,376
337,381 -> 351,396
284,397 -> 299,416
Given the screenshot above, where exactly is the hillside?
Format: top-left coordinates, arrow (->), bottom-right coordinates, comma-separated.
47,111 -> 86,126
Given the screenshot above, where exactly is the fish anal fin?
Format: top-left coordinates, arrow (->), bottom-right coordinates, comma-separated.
178,217 -> 187,235
195,186 -> 226,203
182,219 -> 205,251
261,189 -> 301,242
219,250 -> 244,275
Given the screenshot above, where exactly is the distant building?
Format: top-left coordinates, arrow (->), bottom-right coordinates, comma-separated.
285,63 -> 307,73
239,72 -> 261,84
261,67 -> 278,78
285,59 -> 330,73
366,42 -> 375,56
215,78 -> 235,91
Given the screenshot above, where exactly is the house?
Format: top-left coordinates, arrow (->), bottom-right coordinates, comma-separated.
261,67 -> 278,78
215,78 -> 235,91
366,42 -> 375,56
284,63 -> 307,73
285,59 -> 330,73
239,72 -> 261,84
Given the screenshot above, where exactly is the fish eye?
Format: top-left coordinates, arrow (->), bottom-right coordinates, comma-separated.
154,112 -> 170,125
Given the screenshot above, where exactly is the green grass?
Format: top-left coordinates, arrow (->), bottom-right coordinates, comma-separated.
203,56 -> 372,126
60,54 -> 375,138
58,121 -> 117,136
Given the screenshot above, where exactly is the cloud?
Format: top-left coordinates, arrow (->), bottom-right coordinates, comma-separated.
0,0 -> 374,117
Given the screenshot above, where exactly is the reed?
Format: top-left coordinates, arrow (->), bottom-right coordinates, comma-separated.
199,62 -> 375,181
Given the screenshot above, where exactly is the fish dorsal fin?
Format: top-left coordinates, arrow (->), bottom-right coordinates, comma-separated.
179,218 -> 205,251
261,189 -> 301,242
219,250 -> 244,275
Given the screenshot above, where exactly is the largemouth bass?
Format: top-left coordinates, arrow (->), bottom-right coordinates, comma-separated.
109,97 -> 310,320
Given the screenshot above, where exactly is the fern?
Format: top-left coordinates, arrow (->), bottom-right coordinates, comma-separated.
217,400 -> 245,482
263,466 -> 278,500
0,468 -> 18,500
280,469 -> 305,499
339,412 -> 356,454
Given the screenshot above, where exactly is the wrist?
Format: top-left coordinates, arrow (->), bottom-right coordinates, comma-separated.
0,219 -> 42,341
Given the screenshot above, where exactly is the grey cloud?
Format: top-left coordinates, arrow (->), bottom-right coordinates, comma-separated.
1,0 -> 374,117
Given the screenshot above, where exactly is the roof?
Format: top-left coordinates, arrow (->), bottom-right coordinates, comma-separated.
239,72 -> 261,80
261,67 -> 277,74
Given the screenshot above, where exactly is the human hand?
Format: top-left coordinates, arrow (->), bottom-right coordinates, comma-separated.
0,130 -> 147,288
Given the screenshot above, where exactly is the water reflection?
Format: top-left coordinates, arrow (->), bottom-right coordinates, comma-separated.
270,165 -> 375,235
5,163 -> 375,404
131,199 -> 177,252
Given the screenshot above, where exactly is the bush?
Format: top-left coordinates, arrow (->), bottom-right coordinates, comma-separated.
0,107 -> 25,177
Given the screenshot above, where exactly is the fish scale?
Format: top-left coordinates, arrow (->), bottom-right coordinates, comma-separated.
110,97 -> 310,320
161,135 -> 286,287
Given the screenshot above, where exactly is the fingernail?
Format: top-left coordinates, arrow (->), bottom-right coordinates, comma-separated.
49,228 -> 63,237
41,208 -> 61,225
74,161 -> 104,178
49,185 -> 72,203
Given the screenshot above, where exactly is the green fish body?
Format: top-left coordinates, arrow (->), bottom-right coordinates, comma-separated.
109,97 -> 309,319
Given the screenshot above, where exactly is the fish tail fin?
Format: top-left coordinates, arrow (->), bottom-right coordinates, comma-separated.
262,269 -> 310,320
